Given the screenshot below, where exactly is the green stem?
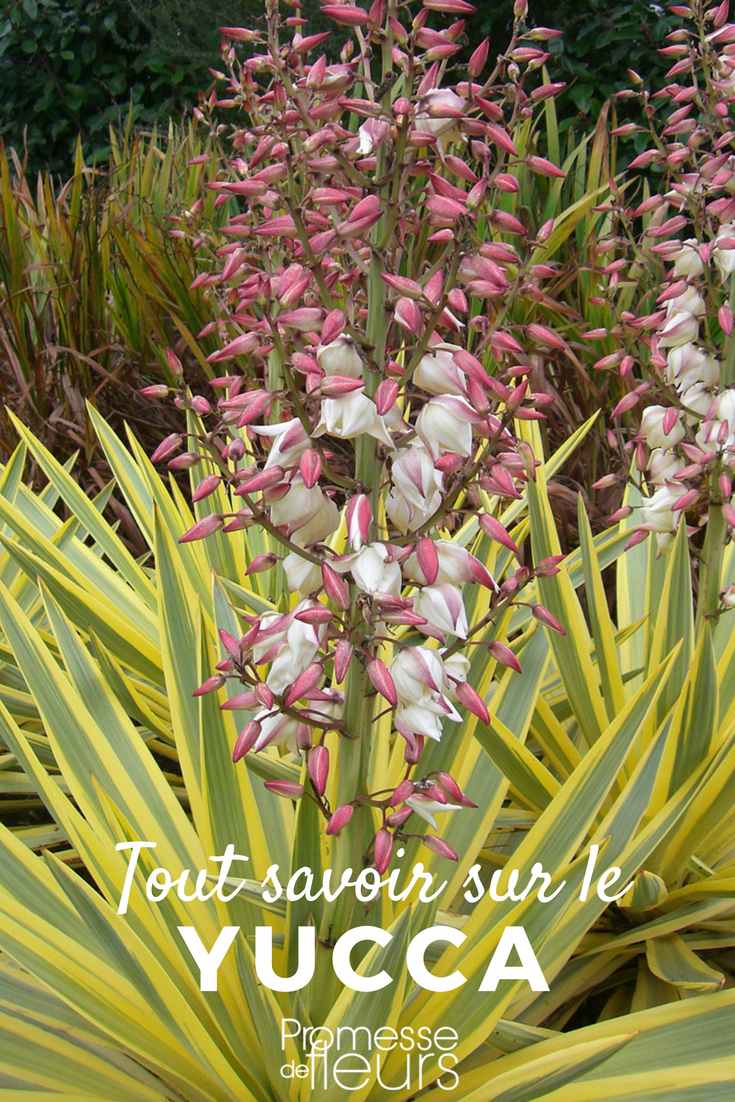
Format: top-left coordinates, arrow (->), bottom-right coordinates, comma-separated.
698,495 -> 726,629
311,9 -> 398,1021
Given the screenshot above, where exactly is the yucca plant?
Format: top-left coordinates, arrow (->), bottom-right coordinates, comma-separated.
0,407 -> 730,1098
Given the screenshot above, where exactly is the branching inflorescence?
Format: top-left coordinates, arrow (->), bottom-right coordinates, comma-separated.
145,0 -> 568,881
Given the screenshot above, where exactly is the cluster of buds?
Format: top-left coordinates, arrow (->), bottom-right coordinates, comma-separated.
150,0 -> 569,871
582,0 -> 735,590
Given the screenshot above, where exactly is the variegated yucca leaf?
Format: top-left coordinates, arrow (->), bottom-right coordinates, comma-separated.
0,415 -> 731,1098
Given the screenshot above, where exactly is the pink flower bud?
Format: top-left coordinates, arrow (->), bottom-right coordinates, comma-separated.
720,304 -> 734,336
308,744 -> 330,796
300,449 -> 323,488
168,452 -> 201,470
720,474 -> 732,499
376,378 -> 399,415
455,681 -> 490,724
151,433 -> 183,464
531,605 -> 566,634
487,640 -> 522,673
322,563 -> 352,610
435,771 -> 462,802
334,640 -> 354,684
192,474 -> 222,503
488,211 -> 527,236
219,630 -> 241,659
535,555 -> 565,577
484,123 -> 519,156
672,489 -> 699,512
382,273 -> 424,298
318,375 -> 365,397
527,156 -> 565,178
531,82 -> 566,102
297,724 -> 313,751
527,323 -> 565,350
208,333 -> 261,364
624,528 -> 649,551
245,553 -> 280,575
233,721 -> 261,761
608,507 -> 633,524
392,779 -> 415,804
345,494 -> 373,550
326,803 -> 355,835
285,662 -> 323,706
352,194 -> 383,221
220,691 -> 257,711
367,658 -> 398,706
387,806 -> 414,827
423,835 -> 459,861
468,36 -> 489,77
611,392 -> 640,418
193,675 -> 225,697
453,348 -> 492,387
713,0 -> 730,26
255,683 -> 274,709
278,308 -> 325,331
139,384 -> 170,399
264,780 -> 305,799
395,297 -> 422,335
295,605 -> 333,625
179,514 -> 224,543
489,331 -> 524,356
403,733 -> 425,765
373,828 -> 394,874
164,347 -> 183,375
322,309 -> 346,344
236,466 -> 285,494
435,453 -> 464,474
478,514 -> 520,554
424,0 -> 476,10
416,537 -> 440,585
321,6 -> 369,27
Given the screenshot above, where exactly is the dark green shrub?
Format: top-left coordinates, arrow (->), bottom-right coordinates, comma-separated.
0,0 -> 215,175
477,0 -> 680,129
